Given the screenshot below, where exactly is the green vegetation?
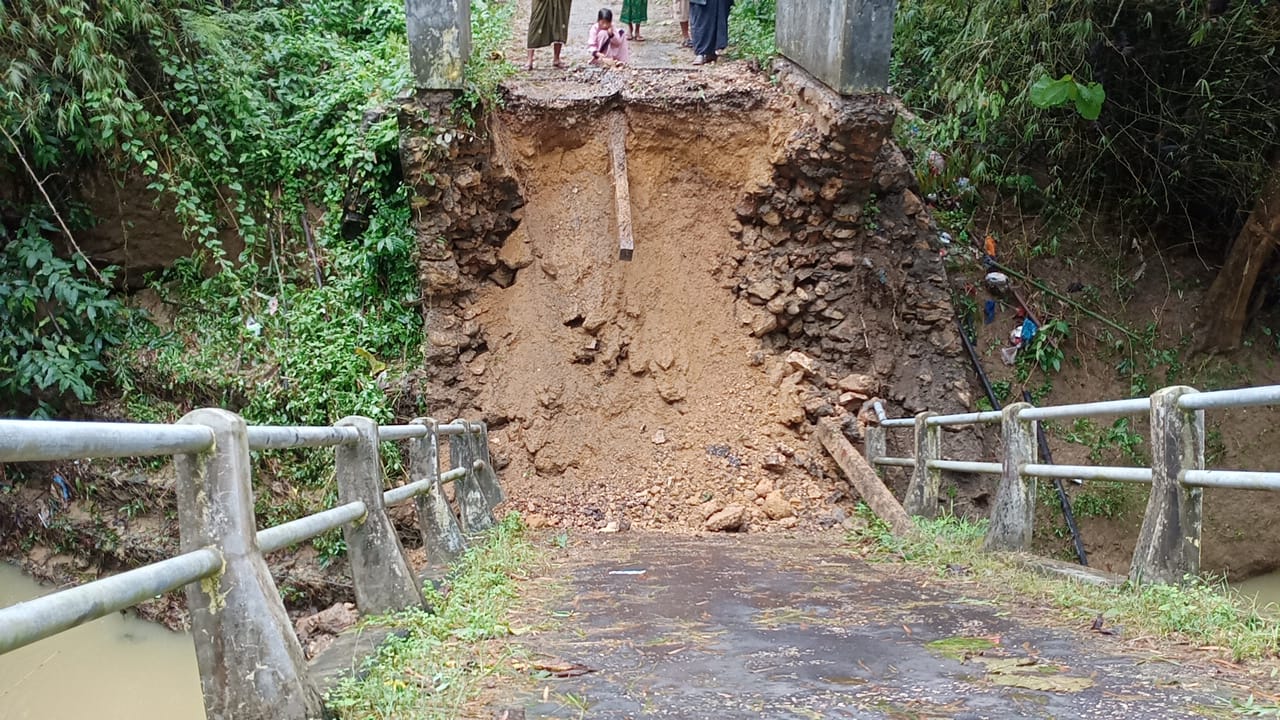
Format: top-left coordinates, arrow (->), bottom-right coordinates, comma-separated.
326,514 -> 538,719
924,636 -> 997,660
849,506 -> 1280,663
892,0 -> 1279,240
727,0 -> 777,68
2,0 -> 517,547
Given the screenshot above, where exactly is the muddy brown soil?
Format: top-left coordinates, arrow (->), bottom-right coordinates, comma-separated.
474,89 -> 823,531
402,60 -> 982,535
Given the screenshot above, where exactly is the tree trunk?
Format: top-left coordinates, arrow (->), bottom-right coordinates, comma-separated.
1196,156 -> 1280,353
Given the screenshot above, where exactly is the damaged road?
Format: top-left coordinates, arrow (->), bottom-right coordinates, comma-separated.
495,534 -> 1228,719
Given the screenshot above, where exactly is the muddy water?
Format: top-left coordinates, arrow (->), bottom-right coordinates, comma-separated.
0,564 -> 204,719
1236,570 -> 1280,608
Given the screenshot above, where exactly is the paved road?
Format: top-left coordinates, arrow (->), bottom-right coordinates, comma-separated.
494,534 -> 1228,719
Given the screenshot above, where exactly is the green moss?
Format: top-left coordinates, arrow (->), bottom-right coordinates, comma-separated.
924,636 -> 998,660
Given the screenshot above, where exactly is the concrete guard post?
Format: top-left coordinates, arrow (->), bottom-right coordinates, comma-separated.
334,416 -> 425,614
864,424 -> 887,477
405,0 -> 471,90
174,409 -> 324,720
904,412 -> 940,518
984,403 -> 1037,552
408,418 -> 468,568
472,421 -> 506,507
1131,387 -> 1204,584
776,0 -> 897,94
450,420 -> 496,533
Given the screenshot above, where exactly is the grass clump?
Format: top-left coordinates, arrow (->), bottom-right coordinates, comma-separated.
326,513 -> 538,719
848,505 -> 1280,663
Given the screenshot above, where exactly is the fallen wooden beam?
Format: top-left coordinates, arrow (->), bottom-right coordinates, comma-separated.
816,419 -> 915,536
608,112 -> 634,261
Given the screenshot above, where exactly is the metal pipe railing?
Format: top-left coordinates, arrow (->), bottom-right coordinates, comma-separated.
1182,469 -> 1280,491
1016,397 -> 1150,422
929,459 -> 1001,474
0,420 -> 214,462
383,465 -> 469,507
1022,464 -> 1153,484
378,425 -> 430,442
926,411 -> 1002,427
0,418 -> 485,461
1178,384 -> 1280,411
246,425 -> 359,450
257,501 -> 367,554
873,456 -> 916,468
0,548 -> 223,655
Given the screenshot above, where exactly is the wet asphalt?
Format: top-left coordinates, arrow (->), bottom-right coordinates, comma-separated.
496,534 -> 1230,720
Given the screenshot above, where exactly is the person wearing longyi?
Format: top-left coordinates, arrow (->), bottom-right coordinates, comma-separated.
527,0 -> 573,70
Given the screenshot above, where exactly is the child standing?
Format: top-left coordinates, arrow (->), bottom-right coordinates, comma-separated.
589,9 -> 630,65
621,0 -> 648,41
673,0 -> 691,46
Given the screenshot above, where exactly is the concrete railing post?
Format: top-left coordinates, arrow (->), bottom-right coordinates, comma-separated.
1131,387 -> 1204,584
405,0 -> 471,90
473,422 -> 507,507
408,418 -> 467,569
864,424 -> 887,477
450,421 -> 496,533
175,409 -> 323,720
776,0 -> 897,93
904,412 -> 940,518
335,416 -> 424,614
984,403 -> 1037,552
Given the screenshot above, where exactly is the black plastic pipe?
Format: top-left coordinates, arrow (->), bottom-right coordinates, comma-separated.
953,314 -> 1088,565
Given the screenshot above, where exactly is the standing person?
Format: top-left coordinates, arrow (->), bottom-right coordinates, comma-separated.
621,0 -> 648,41
589,8 -> 630,65
689,0 -> 726,65
672,0 -> 691,47
527,0 -> 573,70
715,0 -> 733,54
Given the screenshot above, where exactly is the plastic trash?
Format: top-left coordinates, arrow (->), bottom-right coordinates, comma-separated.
245,317 -> 262,337
608,569 -> 646,576
1021,318 -> 1039,344
985,272 -> 1009,291
984,235 -> 997,258
939,232 -> 953,246
983,300 -> 997,325
51,474 -> 71,501
1000,346 -> 1020,365
1009,326 -> 1024,346
927,150 -> 946,176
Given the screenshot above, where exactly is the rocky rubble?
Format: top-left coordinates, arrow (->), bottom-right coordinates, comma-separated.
396,91 -> 527,421
725,67 -> 987,504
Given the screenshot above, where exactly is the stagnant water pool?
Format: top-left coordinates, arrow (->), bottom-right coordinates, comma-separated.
1236,570 -> 1280,609
0,563 -> 204,719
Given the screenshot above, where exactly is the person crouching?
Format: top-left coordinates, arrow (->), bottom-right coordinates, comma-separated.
589,8 -> 630,66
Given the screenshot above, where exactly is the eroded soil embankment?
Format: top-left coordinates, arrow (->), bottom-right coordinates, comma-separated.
405,68 -> 984,533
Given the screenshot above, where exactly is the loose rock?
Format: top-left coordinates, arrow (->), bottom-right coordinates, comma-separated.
704,505 -> 748,532
763,490 -> 795,520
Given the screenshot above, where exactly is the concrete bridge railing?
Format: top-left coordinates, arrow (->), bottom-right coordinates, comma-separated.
866,384 -> 1280,585
0,410 -> 506,720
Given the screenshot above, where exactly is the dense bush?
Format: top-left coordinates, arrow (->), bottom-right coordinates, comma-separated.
893,0 -> 1280,243
1,0 -> 463,419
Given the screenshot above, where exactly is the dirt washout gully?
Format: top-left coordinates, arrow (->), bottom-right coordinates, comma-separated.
398,61 -> 983,534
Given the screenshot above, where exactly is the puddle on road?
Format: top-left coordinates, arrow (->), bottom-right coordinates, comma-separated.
0,563 -> 204,719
